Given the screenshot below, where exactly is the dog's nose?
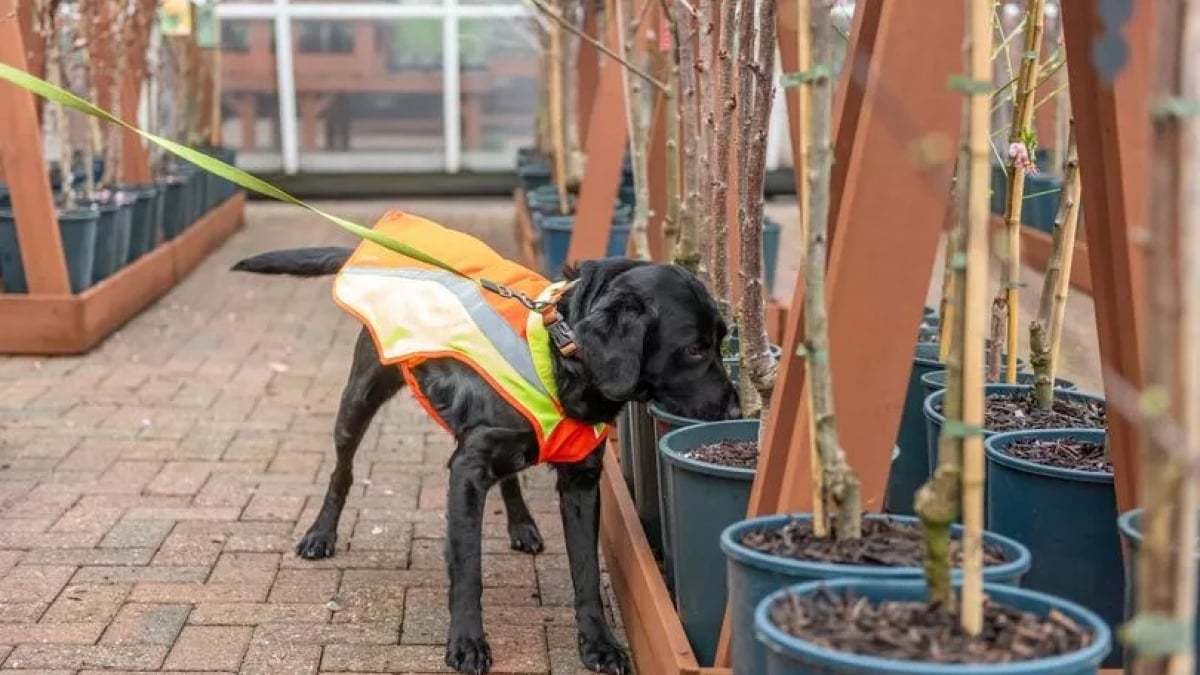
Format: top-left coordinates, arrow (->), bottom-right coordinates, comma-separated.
725,399 -> 742,420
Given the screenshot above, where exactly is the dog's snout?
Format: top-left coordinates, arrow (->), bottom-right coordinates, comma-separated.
725,400 -> 742,420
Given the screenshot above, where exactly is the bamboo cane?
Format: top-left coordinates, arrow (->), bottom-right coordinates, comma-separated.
995,0 -> 1046,384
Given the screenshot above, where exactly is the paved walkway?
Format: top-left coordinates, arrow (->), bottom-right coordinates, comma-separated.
0,199 -> 622,674
0,196 -> 1106,675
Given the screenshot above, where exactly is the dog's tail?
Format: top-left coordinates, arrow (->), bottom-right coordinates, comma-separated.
230,247 -> 353,277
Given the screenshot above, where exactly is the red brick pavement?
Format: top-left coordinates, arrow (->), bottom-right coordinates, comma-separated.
0,200 -> 626,674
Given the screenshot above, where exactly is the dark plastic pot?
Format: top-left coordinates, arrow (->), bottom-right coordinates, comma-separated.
763,217 -> 781,295
538,215 -> 631,279
85,192 -> 134,284
159,176 -> 190,240
986,430 -> 1124,668
616,405 -> 636,496
884,343 -> 947,516
517,161 -> 552,191
1118,508 -> 1200,671
754,578 -> 1111,675
1025,173 -> 1063,235
0,183 -> 9,208
722,513 -> 1032,675
659,420 -> 758,667
922,383 -> 1092,474
0,205 -> 101,294
119,183 -> 161,262
921,369 -> 1077,399
627,402 -> 665,563
645,401 -> 704,593
724,344 -> 784,382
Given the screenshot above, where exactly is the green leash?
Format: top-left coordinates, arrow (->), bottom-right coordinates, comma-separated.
0,62 -> 502,293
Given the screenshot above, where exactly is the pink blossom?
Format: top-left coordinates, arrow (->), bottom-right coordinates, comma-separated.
1008,141 -> 1039,174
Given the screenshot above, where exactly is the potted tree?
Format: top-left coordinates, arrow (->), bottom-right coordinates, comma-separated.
723,5 -> 1049,673
747,4 -> 1111,672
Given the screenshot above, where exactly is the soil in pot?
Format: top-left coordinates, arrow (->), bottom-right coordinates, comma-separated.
688,440 -> 758,470
740,517 -> 1008,568
767,587 -> 1097,664
1000,437 -> 1111,473
932,389 -> 1106,433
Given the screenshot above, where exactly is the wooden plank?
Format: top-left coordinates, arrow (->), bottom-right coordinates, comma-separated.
575,1 -> 600,143
1061,0 -> 1151,516
0,194 -> 246,355
171,193 -> 247,278
0,0 -> 71,296
599,449 -> 701,675
566,12 -> 627,263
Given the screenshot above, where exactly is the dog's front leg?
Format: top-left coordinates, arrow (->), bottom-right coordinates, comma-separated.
556,449 -> 632,674
444,429 -> 503,675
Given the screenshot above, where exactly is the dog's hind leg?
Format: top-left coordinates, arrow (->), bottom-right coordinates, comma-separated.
498,476 -> 544,554
297,328 -> 402,560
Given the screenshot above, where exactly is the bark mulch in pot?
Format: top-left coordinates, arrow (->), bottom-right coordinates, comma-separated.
768,586 -> 1096,664
687,441 -> 758,470
739,517 -> 1008,567
1000,437 -> 1112,473
933,389 -> 1106,433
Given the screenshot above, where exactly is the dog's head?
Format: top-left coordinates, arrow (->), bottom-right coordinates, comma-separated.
560,259 -> 741,422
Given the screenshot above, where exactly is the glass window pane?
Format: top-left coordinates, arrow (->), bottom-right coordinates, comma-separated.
458,16 -> 539,171
290,18 -> 447,172
219,18 -> 284,172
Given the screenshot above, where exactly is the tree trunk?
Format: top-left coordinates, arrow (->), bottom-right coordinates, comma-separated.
804,0 -> 860,541
673,1 -> 702,273
618,0 -> 653,261
708,0 -> 738,323
693,0 -> 715,287
659,7 -> 682,264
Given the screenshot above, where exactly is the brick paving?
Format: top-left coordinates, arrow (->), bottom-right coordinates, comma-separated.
0,199 -> 624,674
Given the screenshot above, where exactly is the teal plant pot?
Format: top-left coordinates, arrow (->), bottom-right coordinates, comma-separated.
646,401 -> 706,592
159,176 -> 190,240
659,419 -> 758,666
517,161 -> 552,191
883,342 -> 946,516
616,405 -> 636,496
85,192 -> 134,284
763,217 -> 781,295
1025,173 -> 1063,234
0,205 -> 101,294
754,578 -> 1111,675
922,383 -> 1081,475
987,430 -> 1124,668
627,402 -> 665,563
921,369 -> 1077,398
722,513 -> 1032,675
538,214 -> 631,279
118,183 -> 161,262
0,183 -> 9,208
1118,509 -> 1200,671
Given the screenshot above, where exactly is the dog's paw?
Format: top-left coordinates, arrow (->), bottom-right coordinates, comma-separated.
295,529 -> 337,560
578,633 -> 632,674
507,521 -> 545,555
444,633 -> 493,674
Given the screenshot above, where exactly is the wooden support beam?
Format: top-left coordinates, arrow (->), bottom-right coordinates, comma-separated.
0,0 -> 71,295
751,0 -> 965,519
1061,0 -> 1151,516
575,1 -> 600,142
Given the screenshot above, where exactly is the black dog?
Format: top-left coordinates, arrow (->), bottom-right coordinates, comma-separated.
232,248 -> 740,674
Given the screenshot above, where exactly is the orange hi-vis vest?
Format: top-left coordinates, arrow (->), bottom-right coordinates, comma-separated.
331,210 -> 609,465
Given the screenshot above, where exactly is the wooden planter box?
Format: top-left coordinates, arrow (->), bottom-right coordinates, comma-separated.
0,192 -> 246,355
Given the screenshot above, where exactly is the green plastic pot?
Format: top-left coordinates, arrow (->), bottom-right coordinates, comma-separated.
755,578 -> 1111,675
627,402 -> 666,564
923,383 -> 1107,475
986,430 -> 1124,668
722,513 -> 1032,675
1118,509 -> 1200,671
0,183 -> 9,208
0,205 -> 101,294
659,419 -> 758,667
118,183 -> 160,262
883,343 -> 947,516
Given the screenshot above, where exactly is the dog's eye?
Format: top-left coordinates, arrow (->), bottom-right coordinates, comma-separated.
685,345 -> 705,359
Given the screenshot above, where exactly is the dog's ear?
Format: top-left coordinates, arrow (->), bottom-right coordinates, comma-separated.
572,288 -> 651,401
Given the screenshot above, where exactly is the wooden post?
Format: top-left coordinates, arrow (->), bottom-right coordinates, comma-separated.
0,0 -> 71,295
575,1 -> 600,142
1061,0 -> 1151,516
